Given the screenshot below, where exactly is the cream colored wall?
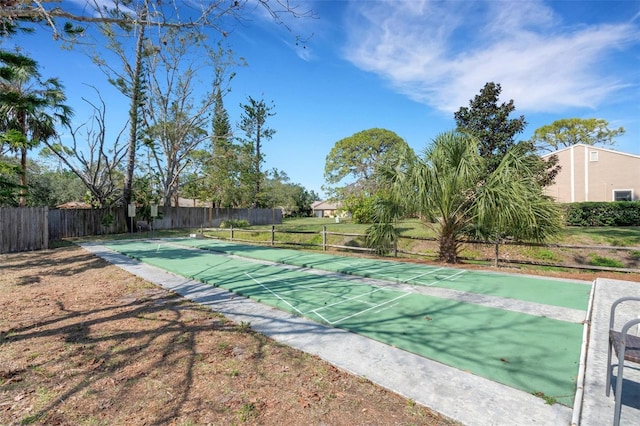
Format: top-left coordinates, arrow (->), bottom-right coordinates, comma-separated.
544,145 -> 640,203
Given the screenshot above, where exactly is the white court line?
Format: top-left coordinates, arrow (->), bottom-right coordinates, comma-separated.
280,280 -> 373,295
316,292 -> 412,325
334,261 -> 360,268
245,272 -> 304,316
401,267 -> 444,283
246,272 -> 395,324
279,280 -> 341,294
309,287 -> 388,312
425,269 -> 467,286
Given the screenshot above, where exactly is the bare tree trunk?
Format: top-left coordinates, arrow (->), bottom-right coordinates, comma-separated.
122,4 -> 147,229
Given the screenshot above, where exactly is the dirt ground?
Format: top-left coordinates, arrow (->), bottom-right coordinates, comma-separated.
0,245 -> 456,426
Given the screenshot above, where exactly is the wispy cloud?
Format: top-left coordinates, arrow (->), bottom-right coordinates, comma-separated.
343,0 -> 639,113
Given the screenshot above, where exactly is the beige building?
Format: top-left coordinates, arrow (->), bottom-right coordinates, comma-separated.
542,144 -> 640,203
311,200 -> 343,217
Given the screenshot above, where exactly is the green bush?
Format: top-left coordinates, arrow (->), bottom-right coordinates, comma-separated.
565,202 -> 640,226
344,195 -> 376,224
588,255 -> 624,268
220,219 -> 250,228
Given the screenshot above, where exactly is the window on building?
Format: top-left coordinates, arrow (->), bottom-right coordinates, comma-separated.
613,190 -> 633,201
590,151 -> 599,162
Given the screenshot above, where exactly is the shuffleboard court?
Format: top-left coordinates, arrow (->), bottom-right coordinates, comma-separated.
170,238 -> 591,311
104,239 -> 586,407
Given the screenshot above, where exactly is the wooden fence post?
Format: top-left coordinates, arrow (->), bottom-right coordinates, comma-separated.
43,206 -> 49,250
322,226 -> 326,251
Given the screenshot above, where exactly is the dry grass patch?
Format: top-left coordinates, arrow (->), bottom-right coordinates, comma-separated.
0,246 -> 454,426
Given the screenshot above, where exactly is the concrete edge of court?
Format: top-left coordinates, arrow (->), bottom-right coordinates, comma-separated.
81,242 -> 577,426
578,278 -> 640,426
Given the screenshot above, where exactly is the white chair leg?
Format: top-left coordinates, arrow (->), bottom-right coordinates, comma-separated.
606,337 -> 613,397
613,346 -> 626,426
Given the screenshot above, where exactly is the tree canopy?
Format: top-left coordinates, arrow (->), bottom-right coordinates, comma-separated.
0,50 -> 73,205
324,128 -> 412,196
530,118 -> 625,153
454,82 -> 526,174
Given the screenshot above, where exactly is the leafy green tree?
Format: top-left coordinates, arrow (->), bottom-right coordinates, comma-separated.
530,118 -> 625,153
344,194 -> 377,224
368,131 -> 562,263
0,154 -> 22,206
454,82 -> 526,174
0,50 -> 72,206
238,96 -> 276,208
261,169 -> 317,217
27,165 -> 87,207
324,128 -> 412,199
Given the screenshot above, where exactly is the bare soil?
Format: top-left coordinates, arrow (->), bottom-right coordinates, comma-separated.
0,245 -> 455,426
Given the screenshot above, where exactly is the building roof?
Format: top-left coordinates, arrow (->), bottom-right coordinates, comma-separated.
56,201 -> 92,209
312,200 -> 341,210
541,143 -> 640,160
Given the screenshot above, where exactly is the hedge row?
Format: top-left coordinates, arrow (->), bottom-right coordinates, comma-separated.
565,202 -> 640,226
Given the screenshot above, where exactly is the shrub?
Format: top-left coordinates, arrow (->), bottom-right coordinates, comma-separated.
219,219 -> 250,228
565,202 -> 640,226
344,195 -> 376,224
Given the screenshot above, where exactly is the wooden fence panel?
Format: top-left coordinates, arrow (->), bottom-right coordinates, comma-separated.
48,208 -> 127,240
1,206 -> 282,252
150,207 -> 281,230
0,207 -> 48,254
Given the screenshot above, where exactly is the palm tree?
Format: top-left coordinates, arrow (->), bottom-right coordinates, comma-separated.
0,51 -> 73,206
367,131 -> 562,263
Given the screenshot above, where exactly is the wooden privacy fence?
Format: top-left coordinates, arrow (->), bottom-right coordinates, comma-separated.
0,207 -> 49,254
48,207 -> 128,240
151,207 -> 282,230
0,207 -> 282,254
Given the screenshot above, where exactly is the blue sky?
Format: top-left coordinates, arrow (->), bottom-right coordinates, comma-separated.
5,0 -> 640,198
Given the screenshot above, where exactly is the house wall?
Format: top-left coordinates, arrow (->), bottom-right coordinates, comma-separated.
544,145 -> 640,202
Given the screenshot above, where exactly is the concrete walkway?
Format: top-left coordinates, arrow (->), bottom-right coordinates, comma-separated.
579,278 -> 640,426
81,243 -> 639,425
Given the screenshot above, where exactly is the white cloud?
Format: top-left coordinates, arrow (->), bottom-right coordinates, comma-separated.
343,0 -> 639,113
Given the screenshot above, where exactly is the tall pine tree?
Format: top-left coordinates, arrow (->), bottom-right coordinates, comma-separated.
208,88 -> 239,207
